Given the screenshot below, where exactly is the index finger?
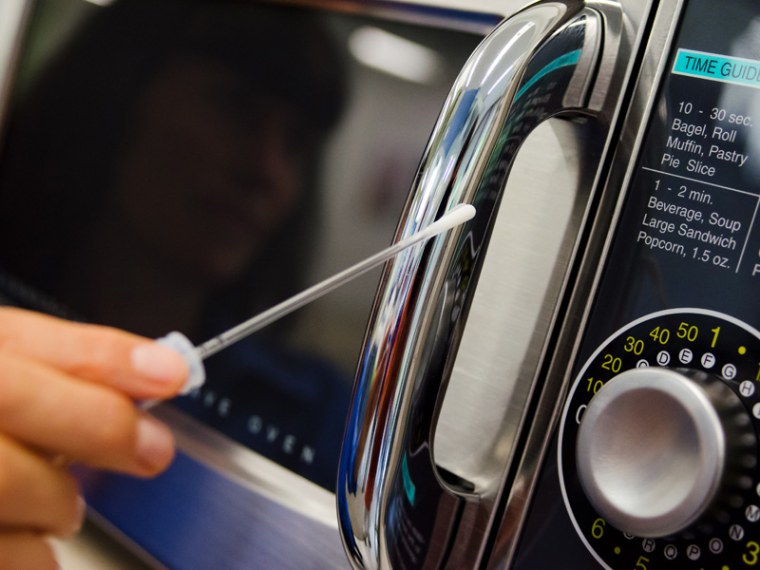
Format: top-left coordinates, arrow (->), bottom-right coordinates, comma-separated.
0,307 -> 188,400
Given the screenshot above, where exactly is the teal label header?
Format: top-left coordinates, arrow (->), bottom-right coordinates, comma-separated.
673,49 -> 760,88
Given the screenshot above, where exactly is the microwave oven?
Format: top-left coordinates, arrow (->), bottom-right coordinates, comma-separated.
1,0 -> 759,569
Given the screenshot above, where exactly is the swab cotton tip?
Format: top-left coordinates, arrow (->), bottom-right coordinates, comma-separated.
417,203 -> 476,240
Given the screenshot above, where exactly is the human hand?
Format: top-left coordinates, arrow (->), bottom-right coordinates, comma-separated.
0,307 -> 188,569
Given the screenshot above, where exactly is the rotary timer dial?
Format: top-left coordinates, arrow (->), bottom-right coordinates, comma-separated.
559,309 -> 760,569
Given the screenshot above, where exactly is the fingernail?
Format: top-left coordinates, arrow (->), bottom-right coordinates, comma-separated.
131,343 -> 186,383
135,416 -> 175,472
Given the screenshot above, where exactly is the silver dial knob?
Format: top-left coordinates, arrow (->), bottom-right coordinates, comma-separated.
576,367 -> 750,538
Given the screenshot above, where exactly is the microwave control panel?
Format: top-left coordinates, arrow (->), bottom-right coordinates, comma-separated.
513,0 -> 760,567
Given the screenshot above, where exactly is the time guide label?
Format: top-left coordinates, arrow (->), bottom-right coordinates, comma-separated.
673,49 -> 760,89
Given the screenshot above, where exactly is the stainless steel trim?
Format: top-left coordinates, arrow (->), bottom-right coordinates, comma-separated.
336,1 -> 635,568
263,0 -> 503,34
79,405 -> 348,569
487,0 -> 686,567
154,405 -> 339,528
284,0 -> 552,28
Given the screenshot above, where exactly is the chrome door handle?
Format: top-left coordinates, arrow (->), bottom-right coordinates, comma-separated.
337,1 -> 630,568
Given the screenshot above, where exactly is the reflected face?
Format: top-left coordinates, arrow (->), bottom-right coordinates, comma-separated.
110,56 -> 309,284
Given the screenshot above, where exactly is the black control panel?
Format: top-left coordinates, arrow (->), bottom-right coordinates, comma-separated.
514,0 -> 760,567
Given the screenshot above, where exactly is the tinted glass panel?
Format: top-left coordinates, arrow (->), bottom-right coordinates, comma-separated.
0,0 -> 482,489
